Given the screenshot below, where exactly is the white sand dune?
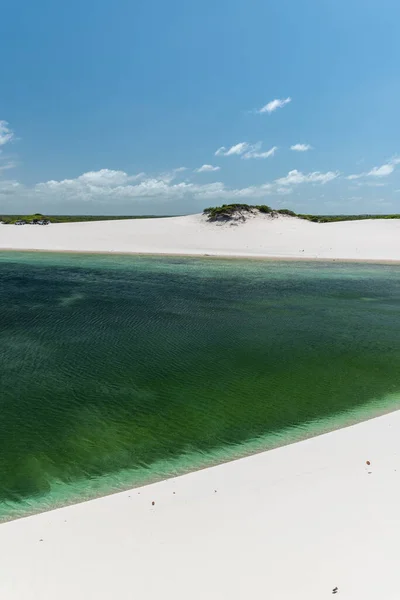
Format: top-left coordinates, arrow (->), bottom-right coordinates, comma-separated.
1,213 -> 400,259
1,410 -> 400,599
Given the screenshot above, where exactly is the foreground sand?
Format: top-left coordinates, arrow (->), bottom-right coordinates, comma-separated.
1,410 -> 400,599
1,213 -> 400,259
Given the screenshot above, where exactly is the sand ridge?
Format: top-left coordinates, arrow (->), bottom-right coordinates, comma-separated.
1,213 -> 400,260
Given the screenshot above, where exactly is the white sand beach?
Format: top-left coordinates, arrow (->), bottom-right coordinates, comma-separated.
1,213 -> 400,260
1,409 -> 400,599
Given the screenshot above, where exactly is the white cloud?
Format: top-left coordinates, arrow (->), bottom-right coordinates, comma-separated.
243,145 -> 277,160
216,142 -> 277,160
375,198 -> 393,206
75,169 -> 144,187
348,182 -> 387,188
1,164 -> 339,208
0,161 -> 17,172
347,174 -> 363,180
367,164 -> 394,177
275,186 -> 292,195
0,121 -> 15,147
196,164 -> 221,173
214,147 -> 226,156
257,97 -> 292,114
275,169 -> 339,186
290,143 -> 312,152
32,171 -> 275,203
33,171 -> 277,202
215,142 -> 250,157
155,167 -> 188,184
35,172 -> 192,201
347,156 -> 400,180
0,121 -> 17,173
0,179 -> 23,198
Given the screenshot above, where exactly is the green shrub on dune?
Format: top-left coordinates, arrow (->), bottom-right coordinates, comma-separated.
204,203 -> 273,221
203,203 -> 400,223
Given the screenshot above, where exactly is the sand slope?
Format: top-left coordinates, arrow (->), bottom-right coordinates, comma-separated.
1,213 -> 400,259
1,410 -> 400,599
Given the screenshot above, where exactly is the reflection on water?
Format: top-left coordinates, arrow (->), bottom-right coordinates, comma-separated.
0,253 -> 400,521
58,292 -> 86,306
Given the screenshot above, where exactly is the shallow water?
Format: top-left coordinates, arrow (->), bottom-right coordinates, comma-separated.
1,253 -> 400,521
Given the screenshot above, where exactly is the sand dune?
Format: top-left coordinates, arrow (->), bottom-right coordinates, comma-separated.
1,213 -> 400,260
1,410 -> 400,599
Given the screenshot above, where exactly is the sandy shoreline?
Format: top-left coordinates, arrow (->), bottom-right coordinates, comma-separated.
3,391 -> 399,526
1,213 -> 400,261
2,409 -> 400,599
2,246 -> 400,265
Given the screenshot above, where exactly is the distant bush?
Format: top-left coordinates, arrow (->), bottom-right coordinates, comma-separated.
204,203 -> 273,221
298,213 -> 400,223
277,209 -> 296,216
257,205 -> 273,213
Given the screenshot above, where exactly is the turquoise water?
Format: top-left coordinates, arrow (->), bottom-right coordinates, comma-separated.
1,252 -> 400,521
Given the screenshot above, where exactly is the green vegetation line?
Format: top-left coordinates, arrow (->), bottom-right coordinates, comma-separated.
0,214 -> 169,225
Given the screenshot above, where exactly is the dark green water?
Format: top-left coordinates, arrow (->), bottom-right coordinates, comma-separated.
1,253 -> 400,521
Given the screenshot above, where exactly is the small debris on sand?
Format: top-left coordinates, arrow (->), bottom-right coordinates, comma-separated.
152,501 -> 155,506
366,460 -> 371,465
332,586 -> 338,594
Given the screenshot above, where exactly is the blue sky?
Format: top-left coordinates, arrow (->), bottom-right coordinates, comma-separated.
1,0 -> 400,215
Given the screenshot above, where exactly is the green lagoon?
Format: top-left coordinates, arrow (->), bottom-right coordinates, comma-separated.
1,252 -> 400,521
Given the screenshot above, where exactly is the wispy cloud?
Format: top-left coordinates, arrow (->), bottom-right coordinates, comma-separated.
257,97 -> 291,114
243,145 -> 277,160
347,157 -> 400,180
290,143 -> 312,152
0,121 -> 17,174
0,161 -> 17,172
196,164 -> 221,173
0,121 -> 15,147
154,167 -> 188,184
215,142 -> 277,159
375,198 -> 393,207
347,174 -> 363,180
368,163 -> 396,177
275,169 -> 339,186
215,142 -> 250,157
